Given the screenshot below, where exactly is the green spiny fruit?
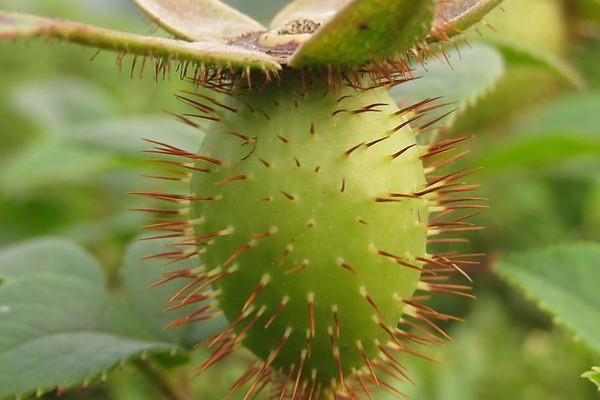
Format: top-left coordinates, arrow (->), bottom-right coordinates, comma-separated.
148,69 -> 475,400
195,71 -> 426,383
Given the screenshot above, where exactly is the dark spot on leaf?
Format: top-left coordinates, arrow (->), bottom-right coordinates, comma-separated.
358,23 -> 370,30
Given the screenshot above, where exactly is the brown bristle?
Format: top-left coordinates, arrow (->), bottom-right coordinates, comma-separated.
360,287 -> 385,318
242,275 -> 271,311
222,129 -> 254,142
259,158 -> 272,168
214,174 -> 249,186
280,190 -> 297,201
285,260 -> 310,275
345,142 -> 365,156
277,135 -> 289,144
389,114 -> 426,134
307,293 -> 316,337
390,143 -> 417,159
356,341 -> 379,387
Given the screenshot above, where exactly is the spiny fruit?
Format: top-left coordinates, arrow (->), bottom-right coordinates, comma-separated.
195,71 -> 427,385
144,68 -> 478,400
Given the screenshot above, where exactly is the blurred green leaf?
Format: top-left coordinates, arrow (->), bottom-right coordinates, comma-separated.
582,367 -> 600,391
290,0 -> 436,67
131,0 -> 265,42
0,237 -> 102,282
476,92 -> 600,172
7,77 -> 204,164
472,0 -> 567,56
63,116 -> 203,156
122,237 -> 227,348
474,175 -> 568,252
513,92 -> 600,136
59,211 -> 147,247
389,43 -> 505,130
10,78 -> 114,129
0,238 -> 180,399
0,136 -> 117,196
496,243 -> 600,353
583,179 -> 600,240
488,37 -> 585,89
477,134 -> 600,172
0,11 -> 280,70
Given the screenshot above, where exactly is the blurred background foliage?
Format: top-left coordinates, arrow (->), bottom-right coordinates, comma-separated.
0,0 -> 599,399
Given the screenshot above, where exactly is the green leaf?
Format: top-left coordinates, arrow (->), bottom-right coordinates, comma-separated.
582,367 -> 600,391
8,78 -> 203,157
10,78 -> 115,129
388,43 -> 504,132
432,0 -> 503,37
512,92 -> 600,137
59,211 -> 148,247
487,37 -> 585,89
496,243 -> 600,353
0,238 -> 180,398
122,237 -> 227,348
476,93 -> 600,172
0,237 -> 103,282
476,134 -> 600,172
289,0 -> 436,67
0,11 -> 280,71
131,0 -> 265,42
0,136 -> 118,197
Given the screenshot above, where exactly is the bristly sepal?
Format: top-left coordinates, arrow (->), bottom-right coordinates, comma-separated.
431,0 -> 504,40
0,11 -> 280,72
130,0 -> 266,42
287,0 -> 438,68
0,0 -> 504,79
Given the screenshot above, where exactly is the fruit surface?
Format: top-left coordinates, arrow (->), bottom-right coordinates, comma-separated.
188,70 -> 429,392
